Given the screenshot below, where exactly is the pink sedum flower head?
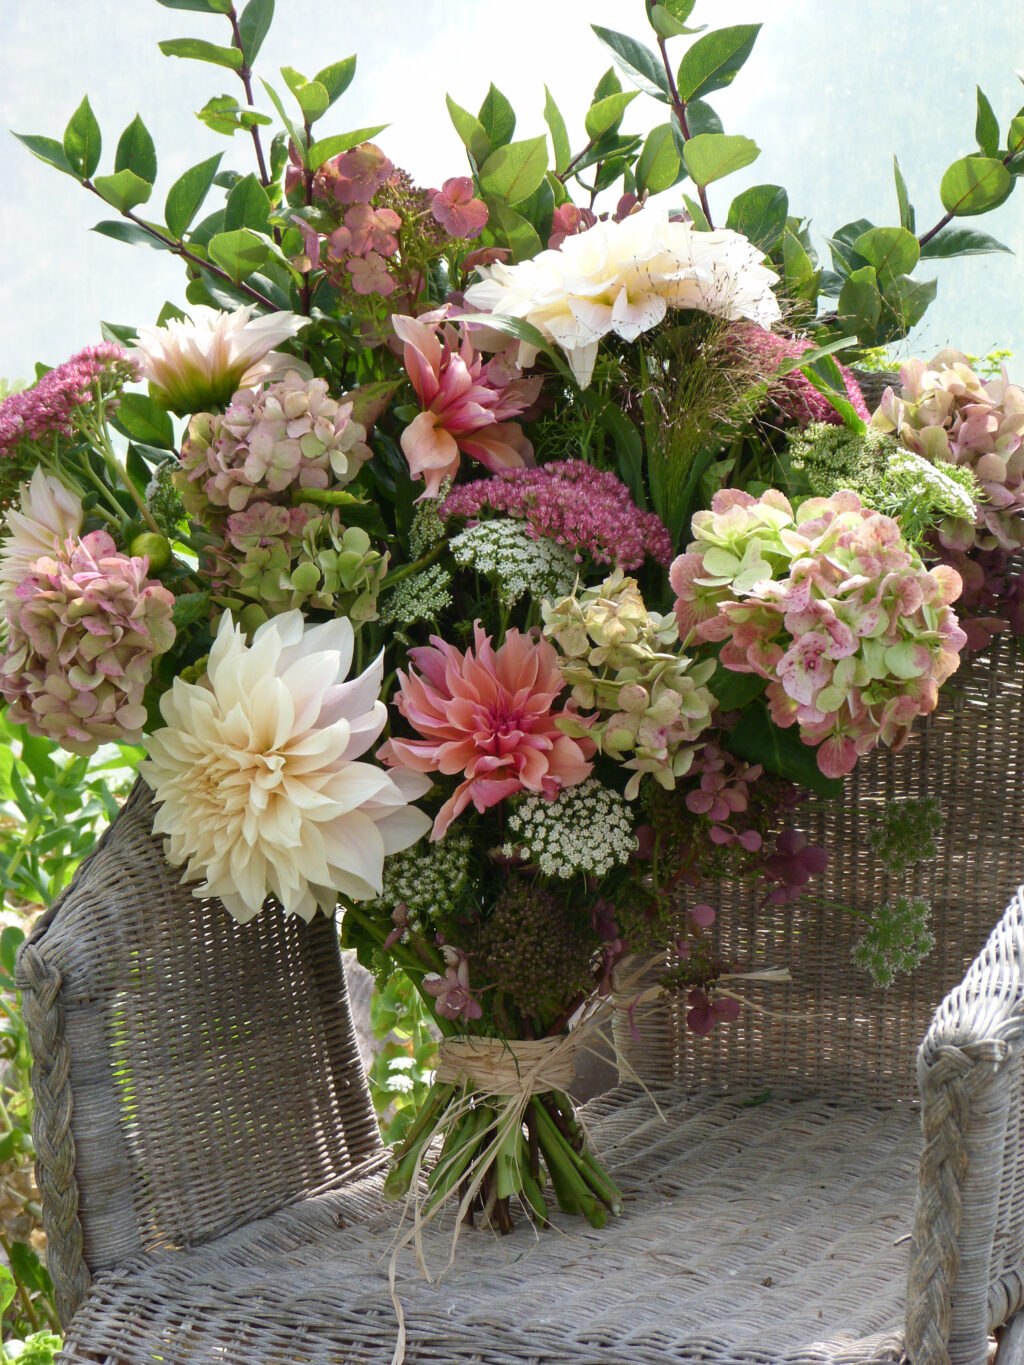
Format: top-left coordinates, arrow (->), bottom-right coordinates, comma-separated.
871,350 -> 1024,552
177,372 -> 371,523
672,489 -> 967,779
393,313 -> 541,498
0,469 -> 84,605
131,305 -> 311,416
0,532 -> 175,755
464,204 -> 781,388
727,322 -> 870,427
140,610 -> 432,924
380,623 -> 596,839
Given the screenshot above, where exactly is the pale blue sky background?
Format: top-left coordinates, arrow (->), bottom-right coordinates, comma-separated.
1,0 -> 1023,379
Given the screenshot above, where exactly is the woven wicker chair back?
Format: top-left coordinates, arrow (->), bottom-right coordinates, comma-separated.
22,780 -> 381,1277
616,632 -> 1024,1103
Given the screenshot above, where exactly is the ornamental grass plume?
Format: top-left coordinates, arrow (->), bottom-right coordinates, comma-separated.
131,305 -> 310,416
392,313 -> 541,498
463,204 -> 781,388
0,469 -> 84,605
0,531 -> 175,755
671,489 -> 967,778
440,460 -> 672,570
379,623 -> 596,838
177,371 -> 371,522
141,610 -> 432,922
871,349 -> 1024,551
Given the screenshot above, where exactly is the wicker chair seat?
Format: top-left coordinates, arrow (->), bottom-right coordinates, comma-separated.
58,1086 -> 918,1365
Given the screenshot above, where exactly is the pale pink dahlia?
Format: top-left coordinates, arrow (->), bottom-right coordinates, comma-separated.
380,624 -> 596,838
0,532 -> 176,754
393,313 -> 541,498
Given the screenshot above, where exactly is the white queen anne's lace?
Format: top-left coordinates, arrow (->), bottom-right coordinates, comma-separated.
503,778 -> 637,879
449,519 -> 578,605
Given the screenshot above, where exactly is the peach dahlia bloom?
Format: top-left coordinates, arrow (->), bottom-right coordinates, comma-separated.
380,624 -> 595,839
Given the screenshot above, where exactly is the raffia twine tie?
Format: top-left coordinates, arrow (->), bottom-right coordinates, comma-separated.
434,1034 -> 578,1096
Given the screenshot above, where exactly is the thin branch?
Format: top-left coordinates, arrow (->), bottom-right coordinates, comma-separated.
555,137 -> 597,185
656,35 -> 714,227
83,182 -> 279,312
226,6 -> 271,189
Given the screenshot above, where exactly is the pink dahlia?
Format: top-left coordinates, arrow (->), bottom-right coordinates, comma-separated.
379,624 -> 596,838
393,313 -> 541,498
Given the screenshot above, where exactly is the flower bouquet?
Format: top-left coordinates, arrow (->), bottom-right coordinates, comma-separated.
4,0 -> 1024,1238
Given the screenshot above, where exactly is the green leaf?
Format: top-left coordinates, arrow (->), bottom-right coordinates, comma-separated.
478,83 -> 516,153
837,265 -> 881,342
1008,115 -> 1024,161
156,300 -> 187,326
593,67 -> 623,102
114,114 -> 157,183
111,393 -> 175,449
158,37 -> 243,71
707,665 -> 766,711
0,1265 -> 15,1317
446,95 -> 490,167
480,201 -> 543,263
92,219 -> 171,249
893,156 -> 915,233
782,228 -> 818,300
514,175 -> 555,246
315,57 -> 357,108
919,225 -> 1012,258
238,0 -> 274,64
725,702 -> 843,798
450,311 -> 571,379
725,183 -> 788,251
635,123 -> 681,195
650,1 -> 705,39
543,86 -> 571,174
851,225 -> 920,283
93,168 -> 153,212
260,77 -> 305,152
584,90 -> 639,141
165,153 -> 223,238
154,0 -> 232,10
207,227 -> 270,281
478,135 -> 548,204
591,26 -> 670,101
939,155 -> 1014,217
685,98 -> 723,137
224,173 -> 272,232
975,86 -> 1000,158
884,272 -> 938,334
306,125 -> 388,170
63,95 -> 102,179
683,132 -> 759,187
13,132 -> 75,176
676,24 -> 761,102
683,193 -> 710,230
196,95 -> 273,137
798,356 -> 867,432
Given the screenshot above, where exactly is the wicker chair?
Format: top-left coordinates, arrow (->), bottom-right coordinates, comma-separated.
16,630 -> 1024,1365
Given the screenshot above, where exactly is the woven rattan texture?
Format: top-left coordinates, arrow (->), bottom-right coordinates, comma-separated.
57,1086 -> 916,1365
615,633 -> 1024,1104
17,780 -> 381,1296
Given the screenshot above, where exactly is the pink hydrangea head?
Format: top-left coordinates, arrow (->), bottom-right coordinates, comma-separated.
313,142 -> 394,205
872,350 -> 1024,552
177,372 -> 371,524
0,532 -> 176,754
379,622 -> 596,838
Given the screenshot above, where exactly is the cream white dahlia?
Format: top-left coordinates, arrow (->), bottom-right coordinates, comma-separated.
464,205 -> 781,388
140,610 -> 432,922
130,305 -> 311,416
0,469 -> 84,603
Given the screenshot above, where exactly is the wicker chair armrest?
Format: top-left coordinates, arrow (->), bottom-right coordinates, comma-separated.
906,885 -> 1024,1365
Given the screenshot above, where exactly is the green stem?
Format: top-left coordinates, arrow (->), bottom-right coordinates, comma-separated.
0,1232 -> 40,1334
656,35 -> 714,228
380,540 -> 446,590
84,415 -> 163,536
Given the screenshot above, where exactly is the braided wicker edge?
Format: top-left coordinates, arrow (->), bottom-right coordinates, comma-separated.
14,780 -> 154,1327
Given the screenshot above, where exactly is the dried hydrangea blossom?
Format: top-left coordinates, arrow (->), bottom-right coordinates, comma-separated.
672,489 -> 967,778
449,519 -> 578,606
871,349 -> 1024,552
0,532 -> 175,754
543,570 -> 716,798
503,778 -> 637,879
